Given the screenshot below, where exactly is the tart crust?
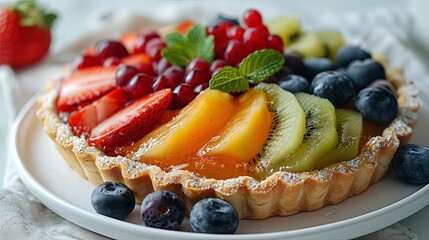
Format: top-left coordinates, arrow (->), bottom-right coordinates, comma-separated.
37,58 -> 419,219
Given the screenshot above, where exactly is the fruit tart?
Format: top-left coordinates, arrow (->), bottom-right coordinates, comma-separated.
37,9 -> 419,219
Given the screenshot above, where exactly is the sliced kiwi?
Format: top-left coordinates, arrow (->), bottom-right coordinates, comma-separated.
287,33 -> 327,58
253,83 -> 306,169
314,109 -> 362,170
314,31 -> 345,60
266,15 -> 301,47
268,92 -> 338,174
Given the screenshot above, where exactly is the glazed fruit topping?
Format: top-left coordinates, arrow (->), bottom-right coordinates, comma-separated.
354,87 -> 398,126
57,66 -> 117,112
190,198 -> 239,234
88,89 -> 172,155
68,87 -> 131,137
95,40 -> 129,60
91,181 -> 135,219
392,144 -> 429,185
125,73 -> 154,99
278,74 -> 309,93
140,190 -> 185,230
346,59 -> 386,91
115,64 -> 140,87
336,45 -> 371,68
310,71 -> 355,107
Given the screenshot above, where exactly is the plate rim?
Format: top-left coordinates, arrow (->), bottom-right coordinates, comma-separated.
9,93 -> 429,240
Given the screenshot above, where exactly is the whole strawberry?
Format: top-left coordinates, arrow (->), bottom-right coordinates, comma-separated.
0,0 -> 56,68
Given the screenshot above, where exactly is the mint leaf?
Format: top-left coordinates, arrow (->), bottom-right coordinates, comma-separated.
164,32 -> 187,46
239,49 -> 285,84
187,25 -> 215,62
209,66 -> 249,93
161,46 -> 195,66
162,24 -> 214,67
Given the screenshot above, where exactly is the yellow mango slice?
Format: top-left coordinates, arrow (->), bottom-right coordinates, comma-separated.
198,89 -> 272,163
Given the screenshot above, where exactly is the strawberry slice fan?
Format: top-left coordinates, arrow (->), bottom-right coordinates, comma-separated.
0,0 -> 57,68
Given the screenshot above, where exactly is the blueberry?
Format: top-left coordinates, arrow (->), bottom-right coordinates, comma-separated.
309,71 -> 355,107
140,190 -> 185,230
190,198 -> 239,234
336,45 -> 371,68
346,59 -> 386,91
392,144 -> 429,184
354,87 -> 398,126
91,181 -> 135,219
284,53 -> 306,76
274,66 -> 293,80
369,79 -> 396,95
278,74 -> 309,93
303,58 -> 337,81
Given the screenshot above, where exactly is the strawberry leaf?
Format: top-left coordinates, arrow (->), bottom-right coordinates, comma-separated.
239,49 -> 284,84
209,66 -> 249,93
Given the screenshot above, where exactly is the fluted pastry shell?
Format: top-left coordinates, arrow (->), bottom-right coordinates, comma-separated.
36,59 -> 419,219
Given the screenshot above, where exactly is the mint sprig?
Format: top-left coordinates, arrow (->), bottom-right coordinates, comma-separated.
209,49 -> 284,93
162,25 -> 214,67
209,66 -> 249,93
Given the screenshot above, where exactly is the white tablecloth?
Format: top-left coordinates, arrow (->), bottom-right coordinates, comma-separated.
1,3 -> 427,239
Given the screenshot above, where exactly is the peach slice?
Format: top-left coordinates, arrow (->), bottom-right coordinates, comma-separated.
198,89 -> 272,163
130,89 -> 235,164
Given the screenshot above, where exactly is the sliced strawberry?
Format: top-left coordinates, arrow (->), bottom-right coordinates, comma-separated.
68,87 -> 132,137
121,53 -> 152,66
88,88 -> 172,155
57,66 -> 117,112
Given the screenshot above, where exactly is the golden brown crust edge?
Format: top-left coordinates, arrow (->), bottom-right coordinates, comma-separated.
36,58 -> 419,219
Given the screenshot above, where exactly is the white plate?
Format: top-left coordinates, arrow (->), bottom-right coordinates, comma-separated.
9,94 -> 429,240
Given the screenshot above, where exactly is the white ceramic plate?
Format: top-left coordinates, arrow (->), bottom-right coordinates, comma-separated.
9,93 -> 429,240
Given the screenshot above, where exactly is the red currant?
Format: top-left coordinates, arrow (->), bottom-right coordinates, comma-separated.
255,25 -> 269,38
73,55 -> 102,70
184,69 -> 210,88
210,59 -> 229,73
135,62 -> 156,76
134,31 -> 160,54
224,40 -> 248,65
268,34 -> 284,53
243,28 -> 267,52
194,82 -> 209,95
207,26 -> 229,59
163,66 -> 185,85
103,57 -> 121,67
217,22 -> 233,31
115,65 -> 140,87
227,26 -> 245,42
95,40 -> 129,59
171,83 -> 196,109
126,73 -> 154,99
243,9 -> 263,28
152,75 -> 176,91
186,58 -> 211,73
155,58 -> 171,74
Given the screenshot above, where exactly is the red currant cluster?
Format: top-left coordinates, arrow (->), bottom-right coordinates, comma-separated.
207,9 -> 283,65
71,9 -> 283,110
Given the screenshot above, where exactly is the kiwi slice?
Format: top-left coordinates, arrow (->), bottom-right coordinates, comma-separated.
287,33 -> 327,58
253,83 -> 306,168
266,15 -> 301,47
314,31 -> 345,60
314,109 -> 362,170
273,92 -> 338,173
